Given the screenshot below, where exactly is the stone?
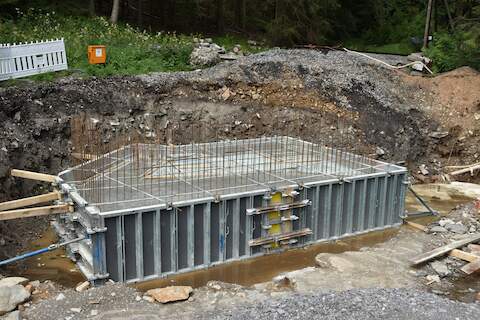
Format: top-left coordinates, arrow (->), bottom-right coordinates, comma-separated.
430,226 -> 448,233
419,164 -> 429,175
2,311 -> 20,320
0,278 -> 29,288
55,293 -> 66,301
190,47 -> 221,67
75,281 -> 90,292
0,285 -> 30,315
221,88 -> 231,101
272,275 -> 296,289
375,147 -> 385,156
429,131 -> 449,139
429,261 -> 451,277
445,223 -> 467,234
146,286 -> 193,304
439,218 -> 454,227
426,274 -> 441,283
90,310 -> 98,316
70,308 -> 81,313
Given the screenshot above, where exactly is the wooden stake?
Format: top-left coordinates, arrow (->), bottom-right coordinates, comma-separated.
11,169 -> 57,183
410,233 -> 480,265
0,204 -> 72,221
0,191 -> 61,211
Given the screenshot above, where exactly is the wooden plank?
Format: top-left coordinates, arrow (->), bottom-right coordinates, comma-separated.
0,204 -> 72,221
410,233 -> 480,265
461,258 -> 480,275
0,191 -> 61,211
249,228 -> 312,247
11,169 -> 57,183
449,249 -> 480,262
450,164 -> 480,176
404,220 -> 427,232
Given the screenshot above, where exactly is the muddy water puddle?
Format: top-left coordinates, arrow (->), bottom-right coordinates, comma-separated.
406,184 -> 473,216
4,228 -> 85,288
135,228 -> 398,291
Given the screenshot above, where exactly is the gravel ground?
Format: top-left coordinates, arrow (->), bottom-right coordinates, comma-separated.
23,285 -> 480,320
199,288 -> 480,320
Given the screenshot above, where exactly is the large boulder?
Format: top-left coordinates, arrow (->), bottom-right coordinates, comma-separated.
0,285 -> 30,315
0,278 -> 29,289
189,47 -> 221,67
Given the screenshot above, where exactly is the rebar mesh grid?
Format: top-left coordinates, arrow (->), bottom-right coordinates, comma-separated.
60,136 -> 401,213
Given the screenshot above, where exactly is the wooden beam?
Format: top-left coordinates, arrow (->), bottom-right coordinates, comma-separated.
410,233 -> 480,265
404,220 -> 427,232
461,258 -> 480,275
0,192 -> 61,212
449,164 -> 480,176
11,169 -> 57,183
449,249 -> 480,262
0,204 -> 72,221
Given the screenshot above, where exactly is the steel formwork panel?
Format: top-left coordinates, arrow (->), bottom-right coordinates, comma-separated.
55,137 -> 408,284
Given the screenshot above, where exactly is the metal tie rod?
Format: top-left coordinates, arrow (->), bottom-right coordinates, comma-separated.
0,236 -> 85,266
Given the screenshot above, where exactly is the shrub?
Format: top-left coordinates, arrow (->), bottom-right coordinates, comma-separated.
424,31 -> 480,73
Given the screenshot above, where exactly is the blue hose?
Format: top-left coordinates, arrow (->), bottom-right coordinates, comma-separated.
0,236 -> 84,267
0,248 -> 51,266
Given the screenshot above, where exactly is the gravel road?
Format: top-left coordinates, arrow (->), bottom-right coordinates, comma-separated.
198,288 -> 480,320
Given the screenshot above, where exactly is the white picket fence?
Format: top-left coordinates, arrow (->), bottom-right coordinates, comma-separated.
0,38 -> 68,81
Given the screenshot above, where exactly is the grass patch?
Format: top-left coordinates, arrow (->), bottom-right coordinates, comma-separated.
0,9 -> 196,79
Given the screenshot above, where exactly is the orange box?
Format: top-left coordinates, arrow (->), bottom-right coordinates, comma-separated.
87,45 -> 106,64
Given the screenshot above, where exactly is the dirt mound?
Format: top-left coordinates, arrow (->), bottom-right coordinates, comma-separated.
402,66 -> 480,173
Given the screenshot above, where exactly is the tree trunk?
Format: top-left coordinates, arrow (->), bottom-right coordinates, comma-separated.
137,0 -> 143,28
235,0 -> 246,30
423,0 -> 434,48
443,0 -> 455,31
110,0 -> 121,24
89,0 -> 96,16
216,0 -> 225,34
241,0 -> 246,30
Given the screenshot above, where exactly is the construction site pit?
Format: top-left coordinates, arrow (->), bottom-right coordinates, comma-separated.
53,135 -> 406,284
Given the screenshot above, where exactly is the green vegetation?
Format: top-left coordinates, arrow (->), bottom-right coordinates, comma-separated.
0,9 -> 195,78
213,35 -> 266,54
